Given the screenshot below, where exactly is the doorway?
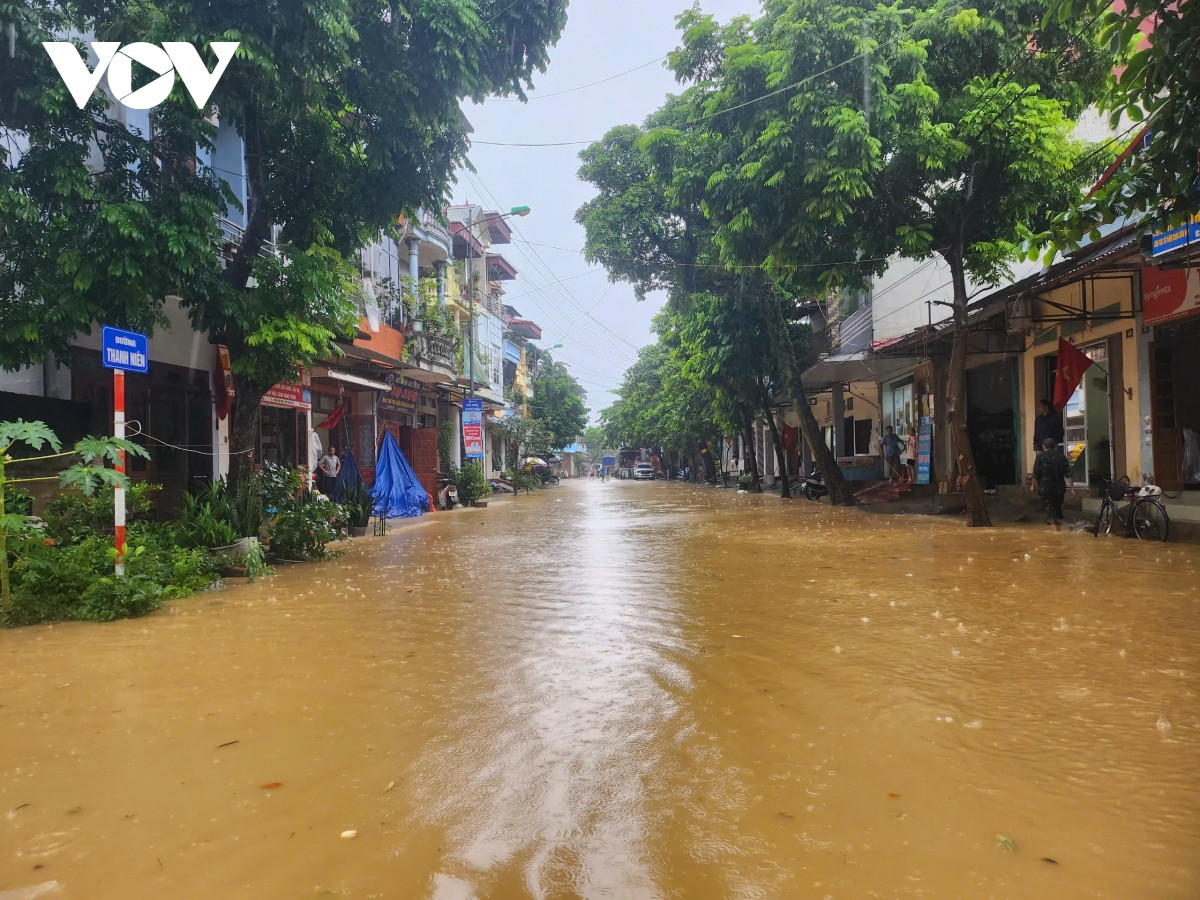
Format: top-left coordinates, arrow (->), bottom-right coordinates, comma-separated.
1151,317 -> 1200,489
966,360 -> 1018,487
1051,341 -> 1113,488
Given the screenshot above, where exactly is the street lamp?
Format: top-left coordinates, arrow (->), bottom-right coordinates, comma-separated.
466,205 -> 530,399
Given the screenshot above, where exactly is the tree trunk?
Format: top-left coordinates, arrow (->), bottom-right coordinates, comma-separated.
764,298 -> 856,505
945,251 -> 991,527
223,104 -> 270,293
700,440 -> 717,483
739,406 -> 762,491
228,379 -> 270,489
762,389 -> 791,499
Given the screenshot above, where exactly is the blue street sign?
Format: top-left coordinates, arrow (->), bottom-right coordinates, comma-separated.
101,326 -> 149,373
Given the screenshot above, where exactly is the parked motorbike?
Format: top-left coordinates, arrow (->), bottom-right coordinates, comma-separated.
797,470 -> 828,502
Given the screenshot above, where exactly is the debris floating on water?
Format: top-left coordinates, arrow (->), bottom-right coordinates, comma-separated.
340,830 -> 357,839
996,834 -> 1016,853
1157,715 -> 1172,736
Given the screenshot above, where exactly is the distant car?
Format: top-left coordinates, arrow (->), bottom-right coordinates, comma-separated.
633,462 -> 656,480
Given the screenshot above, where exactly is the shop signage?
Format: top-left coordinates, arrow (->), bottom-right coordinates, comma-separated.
1150,211 -> 1200,257
262,381 -> 310,410
101,326 -> 148,373
916,416 -> 933,485
462,398 -> 484,459
1143,265 -> 1200,326
378,373 -> 421,416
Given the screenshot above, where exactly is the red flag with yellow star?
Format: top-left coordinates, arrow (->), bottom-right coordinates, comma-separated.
1053,338 -> 1094,411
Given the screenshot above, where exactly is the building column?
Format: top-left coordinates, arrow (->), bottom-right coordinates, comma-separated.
450,405 -> 463,468
406,237 -> 421,305
434,260 -> 447,309
831,383 -> 846,458
1136,308 -> 1155,484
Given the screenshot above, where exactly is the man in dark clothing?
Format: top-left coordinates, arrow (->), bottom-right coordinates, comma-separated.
882,425 -> 904,481
1033,399 -> 1064,452
1031,437 -> 1074,531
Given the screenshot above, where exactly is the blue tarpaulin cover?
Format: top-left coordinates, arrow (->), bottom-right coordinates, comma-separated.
371,431 -> 428,518
330,451 -> 363,503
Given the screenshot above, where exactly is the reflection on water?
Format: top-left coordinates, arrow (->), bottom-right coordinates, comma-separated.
1,481 -> 1198,898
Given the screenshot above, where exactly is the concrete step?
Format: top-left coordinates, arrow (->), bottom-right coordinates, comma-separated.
854,480 -> 914,503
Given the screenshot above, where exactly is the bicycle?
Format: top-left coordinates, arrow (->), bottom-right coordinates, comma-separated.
1094,477 -> 1170,542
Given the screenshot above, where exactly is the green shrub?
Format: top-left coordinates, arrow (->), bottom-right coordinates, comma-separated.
260,461 -> 306,511
507,468 -> 539,493
737,473 -> 756,490
450,462 -> 490,506
7,536 -> 110,626
5,524 -> 218,627
227,475 -> 266,538
4,486 -> 34,517
342,481 -> 372,528
437,420 -> 455,473
269,495 -> 345,561
235,540 -> 273,582
45,482 -> 160,545
178,488 -> 237,548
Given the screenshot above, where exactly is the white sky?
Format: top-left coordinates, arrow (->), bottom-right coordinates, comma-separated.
458,0 -> 762,422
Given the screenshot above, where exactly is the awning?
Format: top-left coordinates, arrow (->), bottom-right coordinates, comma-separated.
310,366 -> 390,392
801,352 -> 923,388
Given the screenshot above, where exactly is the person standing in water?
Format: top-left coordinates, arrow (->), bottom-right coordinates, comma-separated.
1031,437 -> 1074,531
882,425 -> 904,482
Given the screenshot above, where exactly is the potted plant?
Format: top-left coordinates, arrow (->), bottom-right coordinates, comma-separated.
451,462 -> 490,507
343,481 -> 372,537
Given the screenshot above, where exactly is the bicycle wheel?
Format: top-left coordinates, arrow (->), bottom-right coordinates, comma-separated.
1095,500 -> 1115,537
1132,499 -> 1169,542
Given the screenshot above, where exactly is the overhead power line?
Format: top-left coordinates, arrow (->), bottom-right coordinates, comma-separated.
491,55 -> 669,101
463,170 -> 642,362
472,32 -> 906,148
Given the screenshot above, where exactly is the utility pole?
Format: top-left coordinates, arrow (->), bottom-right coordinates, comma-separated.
467,242 -> 475,399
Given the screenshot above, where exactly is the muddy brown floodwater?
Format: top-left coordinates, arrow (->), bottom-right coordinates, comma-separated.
1,480 -> 1199,899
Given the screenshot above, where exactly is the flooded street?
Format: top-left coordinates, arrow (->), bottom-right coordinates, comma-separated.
2,480 -> 1199,899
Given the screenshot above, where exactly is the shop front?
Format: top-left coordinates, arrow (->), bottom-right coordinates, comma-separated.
259,379 -> 311,470
378,375 -> 438,497
1022,281 -> 1140,488
1143,264 -> 1200,490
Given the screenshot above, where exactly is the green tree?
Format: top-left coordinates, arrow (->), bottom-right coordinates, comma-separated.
675,0 -> 1109,524
1068,0 -> 1200,229
528,355 -> 589,451
577,117 -> 818,499
1,0 -> 568,485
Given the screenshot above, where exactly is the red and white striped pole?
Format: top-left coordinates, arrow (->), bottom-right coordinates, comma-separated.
114,369 -> 126,576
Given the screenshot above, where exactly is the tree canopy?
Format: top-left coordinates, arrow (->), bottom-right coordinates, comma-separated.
528,355 -> 589,451
1070,0 -> 1200,229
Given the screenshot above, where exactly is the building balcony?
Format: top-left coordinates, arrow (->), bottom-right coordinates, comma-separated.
217,215 -> 280,266
400,210 -> 453,266
407,332 -> 458,384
